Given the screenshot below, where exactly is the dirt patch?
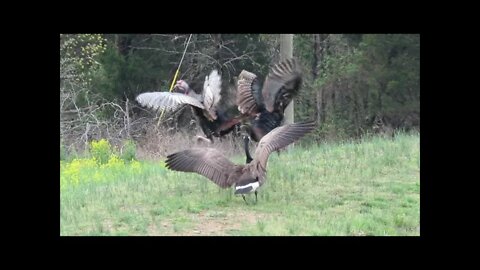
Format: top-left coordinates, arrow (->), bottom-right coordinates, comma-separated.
192,210 -> 258,236
157,209 -> 271,236
147,222 -> 160,235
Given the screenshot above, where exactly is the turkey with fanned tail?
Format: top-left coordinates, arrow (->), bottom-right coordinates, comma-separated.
236,58 -> 303,163
136,69 -> 243,143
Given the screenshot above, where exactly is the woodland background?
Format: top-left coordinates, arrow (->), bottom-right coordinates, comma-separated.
60,34 -> 420,158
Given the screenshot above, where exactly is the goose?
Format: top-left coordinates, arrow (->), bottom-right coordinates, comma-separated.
236,58 -> 303,163
164,120 -> 315,204
136,69 -> 243,143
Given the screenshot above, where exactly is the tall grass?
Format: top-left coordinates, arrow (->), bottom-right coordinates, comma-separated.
60,132 -> 420,236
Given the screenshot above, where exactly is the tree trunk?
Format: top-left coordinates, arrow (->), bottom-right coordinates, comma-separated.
213,34 -> 222,64
315,34 -> 329,124
115,34 -> 132,57
363,83 -> 369,115
313,34 -> 322,124
280,34 -> 293,124
331,87 -> 336,113
352,90 -> 361,137
316,90 -> 323,123
378,81 -> 385,112
280,34 -> 294,149
312,34 -> 320,79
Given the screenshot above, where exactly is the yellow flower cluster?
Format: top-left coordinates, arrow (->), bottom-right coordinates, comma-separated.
61,158 -> 98,188
61,154 -> 128,190
99,154 -> 124,169
61,139 -> 148,190
90,139 -> 112,164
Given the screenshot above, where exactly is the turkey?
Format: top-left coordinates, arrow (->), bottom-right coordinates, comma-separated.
236,58 -> 303,163
136,69 -> 243,143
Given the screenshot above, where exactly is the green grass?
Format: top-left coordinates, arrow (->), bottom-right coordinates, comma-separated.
60,132 -> 420,236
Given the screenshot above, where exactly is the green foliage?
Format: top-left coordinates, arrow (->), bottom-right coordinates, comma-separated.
120,140 -> 137,161
92,42 -> 162,101
60,143 -> 82,162
60,143 -> 66,161
89,46 -> 124,100
89,34 -> 273,103
60,34 -> 109,109
358,34 -> 420,114
295,34 -> 419,140
60,34 -> 107,90
60,34 -> 107,71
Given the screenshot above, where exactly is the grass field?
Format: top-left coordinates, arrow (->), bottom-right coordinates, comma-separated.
60,132 -> 420,236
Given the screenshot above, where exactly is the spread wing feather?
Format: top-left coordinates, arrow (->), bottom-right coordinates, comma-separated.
251,120 -> 316,179
136,92 -> 204,111
236,70 -> 261,115
202,70 -> 222,120
262,58 -> 302,112
165,148 -> 239,188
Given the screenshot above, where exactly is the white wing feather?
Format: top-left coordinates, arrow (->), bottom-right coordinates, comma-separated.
202,70 -> 222,119
136,92 -> 204,111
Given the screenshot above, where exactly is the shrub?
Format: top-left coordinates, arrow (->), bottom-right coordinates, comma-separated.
120,139 -> 137,161
90,139 -> 112,164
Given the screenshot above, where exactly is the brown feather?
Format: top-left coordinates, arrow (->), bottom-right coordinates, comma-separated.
165,121 -> 316,190
249,120 -> 316,184
165,148 -> 239,188
236,70 -> 259,115
262,58 -> 302,112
